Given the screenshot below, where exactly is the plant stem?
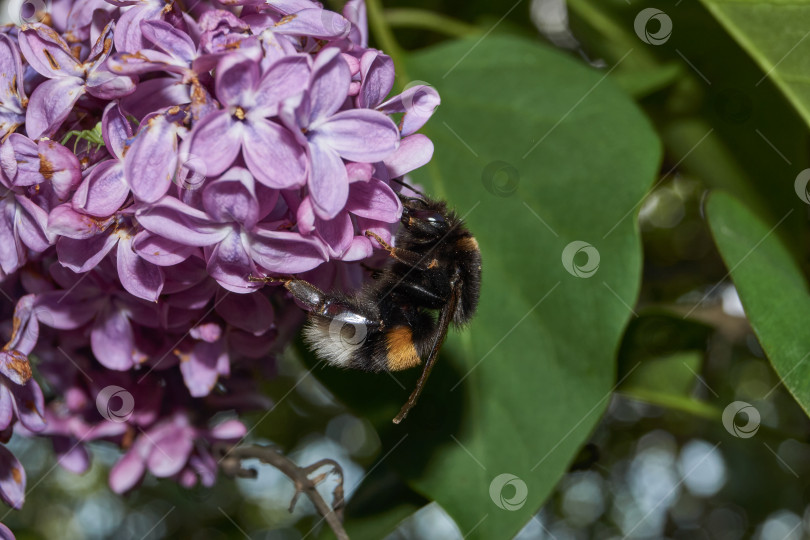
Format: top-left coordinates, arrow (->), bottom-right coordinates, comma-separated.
383,8 -> 481,38
366,0 -> 409,91
216,444 -> 348,540
617,388 -> 721,420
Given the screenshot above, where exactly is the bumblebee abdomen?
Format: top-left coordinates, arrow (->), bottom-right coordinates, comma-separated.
384,326 -> 422,371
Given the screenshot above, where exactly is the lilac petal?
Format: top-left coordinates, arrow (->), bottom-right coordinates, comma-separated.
0,352 -> 32,386
0,389 -> 12,433
114,3 -> 163,53
205,230 -> 256,291
0,522 -> 13,540
91,305 -> 134,370
347,162 -> 373,183
141,20 -> 196,63
316,209 -> 353,258
207,418 -> 247,440
136,196 -> 229,247
215,290 -> 273,334
215,54 -> 259,107
341,235 -> 373,261
38,139 -> 81,200
384,133 -> 434,178
146,422 -> 194,477
253,54 -> 310,117
15,196 -> 53,251
180,340 -> 224,397
314,109 -> 399,162
344,0 -> 368,47
10,380 -> 46,432
85,20 -> 115,68
48,203 -> 112,239
0,201 -> 23,275
3,134 -> 37,186
85,66 -> 137,100
25,76 -> 85,140
35,290 -> 101,330
0,445 -> 25,509
307,140 -> 348,219
65,0 -> 111,43
72,161 -> 129,217
121,77 -> 190,121
108,49 -> 181,75
249,227 -> 327,273
117,236 -> 164,302
109,447 -> 146,493
271,8 -> 350,39
189,322 -> 222,343
185,110 -> 242,177
243,120 -> 306,189
125,115 -> 180,203
358,51 -> 394,109
102,101 -> 133,159
53,437 -> 91,474
346,178 -> 402,222
18,24 -> 83,78
132,231 -> 195,266
309,47 -> 350,123
380,85 -> 441,136
202,169 -> 258,227
56,231 -> 118,273
0,112 -> 23,142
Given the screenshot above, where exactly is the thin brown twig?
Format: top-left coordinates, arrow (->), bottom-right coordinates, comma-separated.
214,443 -> 349,540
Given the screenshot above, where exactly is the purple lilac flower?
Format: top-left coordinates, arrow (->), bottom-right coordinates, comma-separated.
0,0 -> 442,521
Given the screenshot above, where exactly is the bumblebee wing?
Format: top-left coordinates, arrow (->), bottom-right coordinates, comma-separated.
392,283 -> 460,424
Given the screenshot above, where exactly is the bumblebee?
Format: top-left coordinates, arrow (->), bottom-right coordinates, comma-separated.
257,184 -> 481,423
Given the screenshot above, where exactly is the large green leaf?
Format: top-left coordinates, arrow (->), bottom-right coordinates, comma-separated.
386,35 -> 658,538
301,34 -> 659,539
707,192 -> 810,416
699,0 -> 810,130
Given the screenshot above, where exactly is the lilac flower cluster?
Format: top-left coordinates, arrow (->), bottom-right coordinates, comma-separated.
0,0 -> 439,521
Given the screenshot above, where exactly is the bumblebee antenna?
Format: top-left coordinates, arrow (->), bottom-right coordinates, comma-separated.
390,177 -> 426,198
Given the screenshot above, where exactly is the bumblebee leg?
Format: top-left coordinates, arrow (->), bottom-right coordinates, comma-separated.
365,231 -> 430,269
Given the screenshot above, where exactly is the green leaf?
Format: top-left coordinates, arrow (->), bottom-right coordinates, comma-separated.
377,35 -> 658,538
707,192 -> 810,416
699,0 -> 810,130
